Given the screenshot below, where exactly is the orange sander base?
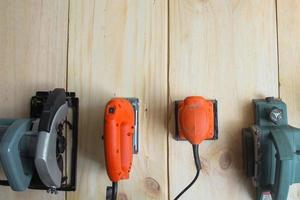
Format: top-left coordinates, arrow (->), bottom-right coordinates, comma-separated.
175,97 -> 218,143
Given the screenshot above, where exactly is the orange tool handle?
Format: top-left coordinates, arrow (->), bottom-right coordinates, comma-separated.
103,98 -> 134,182
178,96 -> 215,144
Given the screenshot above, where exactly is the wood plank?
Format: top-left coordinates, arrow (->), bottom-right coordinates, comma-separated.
67,1 -> 168,199
277,0 -> 300,199
0,0 -> 68,199
169,0 -> 278,199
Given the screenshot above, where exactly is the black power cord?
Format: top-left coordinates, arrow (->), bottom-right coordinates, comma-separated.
174,144 -> 201,200
111,182 -> 118,200
106,182 -> 118,200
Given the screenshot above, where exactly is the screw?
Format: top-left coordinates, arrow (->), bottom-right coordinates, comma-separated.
47,186 -> 58,194
269,107 -> 283,124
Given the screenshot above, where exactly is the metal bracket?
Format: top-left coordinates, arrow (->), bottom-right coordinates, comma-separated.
127,98 -> 139,154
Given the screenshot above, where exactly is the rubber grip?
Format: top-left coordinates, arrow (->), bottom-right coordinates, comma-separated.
0,119 -> 33,191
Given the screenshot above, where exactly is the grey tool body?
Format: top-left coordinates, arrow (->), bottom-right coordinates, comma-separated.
35,102 -> 68,188
19,120 -> 40,158
0,88 -> 78,192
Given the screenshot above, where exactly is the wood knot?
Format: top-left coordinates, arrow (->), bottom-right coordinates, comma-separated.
118,192 -> 128,200
144,177 -> 160,196
199,156 -> 210,175
219,151 -> 232,170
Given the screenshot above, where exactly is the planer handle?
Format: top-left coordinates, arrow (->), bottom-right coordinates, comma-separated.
268,129 -> 293,200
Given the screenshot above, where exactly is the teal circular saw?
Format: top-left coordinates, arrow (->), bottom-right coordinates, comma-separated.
242,97 -> 300,200
0,88 -> 78,193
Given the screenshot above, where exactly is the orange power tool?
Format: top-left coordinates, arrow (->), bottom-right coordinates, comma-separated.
103,98 -> 139,200
174,96 -> 218,200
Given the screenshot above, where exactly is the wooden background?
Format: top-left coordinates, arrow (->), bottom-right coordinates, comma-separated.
0,0 -> 300,199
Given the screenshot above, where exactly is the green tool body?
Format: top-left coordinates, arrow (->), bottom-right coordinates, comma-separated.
243,97 -> 300,200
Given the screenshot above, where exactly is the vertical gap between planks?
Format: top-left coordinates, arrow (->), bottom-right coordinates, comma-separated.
275,0 -> 281,98
66,0 -> 71,92
65,0 -> 71,200
166,0 -> 171,199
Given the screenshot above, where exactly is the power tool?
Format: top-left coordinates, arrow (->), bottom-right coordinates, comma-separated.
174,96 -> 218,199
0,88 -> 78,193
242,97 -> 300,200
103,98 -> 139,200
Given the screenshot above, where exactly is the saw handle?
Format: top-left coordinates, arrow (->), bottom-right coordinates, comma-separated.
0,119 -> 33,191
104,98 -> 135,182
269,129 -> 293,200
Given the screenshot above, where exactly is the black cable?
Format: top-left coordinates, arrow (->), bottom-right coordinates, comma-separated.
106,182 -> 118,200
111,182 -> 118,200
174,144 -> 201,200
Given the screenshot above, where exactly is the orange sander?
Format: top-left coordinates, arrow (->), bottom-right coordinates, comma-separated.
174,96 -> 218,199
103,98 -> 139,200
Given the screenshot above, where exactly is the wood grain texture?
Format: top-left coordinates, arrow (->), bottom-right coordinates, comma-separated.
2,1 -> 300,200
277,0 -> 300,199
67,1 -> 168,199
169,0 -> 278,199
0,0 -> 68,199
